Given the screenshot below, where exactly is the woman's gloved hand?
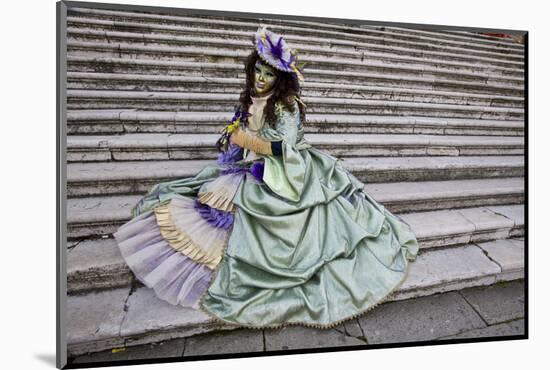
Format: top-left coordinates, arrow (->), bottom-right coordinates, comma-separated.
230,128 -> 273,155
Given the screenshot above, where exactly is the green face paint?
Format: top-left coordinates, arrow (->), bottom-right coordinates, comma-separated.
254,61 -> 277,96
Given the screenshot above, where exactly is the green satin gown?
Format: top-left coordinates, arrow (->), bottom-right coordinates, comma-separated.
130,100 -> 419,329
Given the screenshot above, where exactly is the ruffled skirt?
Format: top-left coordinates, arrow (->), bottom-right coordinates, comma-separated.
114,171 -> 246,309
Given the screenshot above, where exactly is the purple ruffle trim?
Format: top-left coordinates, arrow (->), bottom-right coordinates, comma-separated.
217,143 -> 243,165
193,199 -> 234,230
217,144 -> 265,184
249,161 -> 265,182
220,165 -> 249,176
219,161 -> 264,183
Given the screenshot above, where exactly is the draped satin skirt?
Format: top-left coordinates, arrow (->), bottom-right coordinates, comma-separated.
114,147 -> 419,328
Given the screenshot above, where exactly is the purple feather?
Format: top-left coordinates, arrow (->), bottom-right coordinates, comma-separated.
231,108 -> 251,123
217,108 -> 251,153
217,144 -> 243,165
193,200 -> 234,230
267,34 -> 284,60
249,161 -> 265,182
231,110 -> 240,122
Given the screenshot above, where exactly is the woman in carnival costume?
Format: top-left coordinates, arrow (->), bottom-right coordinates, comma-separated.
114,27 -> 419,329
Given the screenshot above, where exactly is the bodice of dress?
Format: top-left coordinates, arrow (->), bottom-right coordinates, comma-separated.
242,92 -> 273,162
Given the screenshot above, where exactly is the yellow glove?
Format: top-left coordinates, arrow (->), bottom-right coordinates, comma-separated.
230,128 -> 273,155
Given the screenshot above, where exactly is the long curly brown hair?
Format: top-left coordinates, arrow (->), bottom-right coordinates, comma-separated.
238,49 -> 306,127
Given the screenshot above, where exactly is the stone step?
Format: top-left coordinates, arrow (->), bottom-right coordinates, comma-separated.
67,16 -> 524,58
66,156 -> 525,197
410,28 -> 522,48
67,201 -> 525,294
66,133 -> 524,162
66,7 -> 524,56
370,25 -> 523,50
392,238 -> 525,300
68,194 -> 142,238
369,178 -> 524,213
67,72 -> 524,109
66,239 -> 524,355
261,19 -> 523,51
65,26 -> 524,74
66,179 -> 524,239
66,40 -> 524,88
67,91 -> 524,120
68,218 -> 525,293
67,57 -> 524,97
68,203 -> 525,292
400,204 -> 524,248
67,110 -> 525,136
68,282 -> 526,361
68,237 -> 134,293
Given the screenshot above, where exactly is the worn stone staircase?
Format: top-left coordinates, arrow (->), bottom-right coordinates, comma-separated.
64,6 -> 525,356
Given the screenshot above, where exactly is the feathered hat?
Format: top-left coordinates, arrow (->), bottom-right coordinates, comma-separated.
254,26 -> 304,83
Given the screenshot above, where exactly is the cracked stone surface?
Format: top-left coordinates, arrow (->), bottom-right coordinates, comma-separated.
400,208 -> 474,240
439,319 -> 524,340
183,329 -> 264,356
67,238 -> 126,274
120,287 -> 212,338
67,195 -> 140,223
459,280 -> 525,325
66,287 -> 130,344
334,318 -> 364,338
486,205 -> 524,227
264,326 -> 365,351
476,238 -> 524,274
395,244 -> 500,300
71,338 -> 186,364
67,238 -> 133,293
68,280 -> 525,364
457,207 -> 514,232
358,292 -> 486,344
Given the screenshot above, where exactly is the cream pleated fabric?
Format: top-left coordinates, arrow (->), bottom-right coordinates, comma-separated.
243,92 -> 273,162
197,172 -> 247,212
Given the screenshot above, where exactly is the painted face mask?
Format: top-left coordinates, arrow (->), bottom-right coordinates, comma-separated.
254,61 -> 277,96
